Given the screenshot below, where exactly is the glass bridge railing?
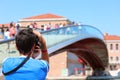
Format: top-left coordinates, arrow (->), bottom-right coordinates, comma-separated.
42,25 -> 104,48
0,25 -> 104,66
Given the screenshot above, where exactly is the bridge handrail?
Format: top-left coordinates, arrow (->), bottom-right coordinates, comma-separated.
0,25 -> 104,45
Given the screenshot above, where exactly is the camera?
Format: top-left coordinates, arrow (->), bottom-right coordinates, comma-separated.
35,35 -> 43,48
33,35 -> 41,53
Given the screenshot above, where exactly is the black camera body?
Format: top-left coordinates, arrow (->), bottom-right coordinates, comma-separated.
35,35 -> 43,49
34,35 -> 43,53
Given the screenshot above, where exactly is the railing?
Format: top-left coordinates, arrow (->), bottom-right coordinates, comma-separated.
0,24 -> 104,52
41,25 -> 104,48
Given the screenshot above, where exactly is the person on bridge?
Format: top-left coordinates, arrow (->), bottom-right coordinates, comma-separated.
2,28 -> 49,80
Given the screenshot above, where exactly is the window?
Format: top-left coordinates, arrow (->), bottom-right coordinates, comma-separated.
110,57 -> 113,61
106,44 -> 107,47
110,44 -> 113,50
116,44 -> 119,50
116,56 -> 119,61
110,65 -> 114,70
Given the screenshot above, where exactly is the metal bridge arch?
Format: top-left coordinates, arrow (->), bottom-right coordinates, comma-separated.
49,37 -> 108,71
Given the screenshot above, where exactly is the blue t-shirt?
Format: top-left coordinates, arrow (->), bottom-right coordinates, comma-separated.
2,57 -> 49,80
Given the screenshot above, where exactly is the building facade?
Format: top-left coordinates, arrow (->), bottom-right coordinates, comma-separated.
104,33 -> 120,70
18,13 -> 71,29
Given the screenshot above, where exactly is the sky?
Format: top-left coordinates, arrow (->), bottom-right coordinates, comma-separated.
0,0 -> 120,35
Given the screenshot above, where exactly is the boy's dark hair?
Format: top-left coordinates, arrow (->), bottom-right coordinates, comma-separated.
15,28 -> 36,54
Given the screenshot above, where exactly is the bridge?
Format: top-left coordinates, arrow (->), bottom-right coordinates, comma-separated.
43,25 -> 108,72
0,25 -> 112,79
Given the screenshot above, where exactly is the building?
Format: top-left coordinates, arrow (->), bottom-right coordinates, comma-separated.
104,33 -> 120,70
0,23 -> 10,28
18,13 -> 71,29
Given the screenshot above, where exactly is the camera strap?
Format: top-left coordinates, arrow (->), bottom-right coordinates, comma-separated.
2,53 -> 31,76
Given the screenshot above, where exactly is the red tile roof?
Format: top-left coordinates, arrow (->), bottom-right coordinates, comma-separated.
23,13 -> 65,19
0,23 -> 10,27
0,22 -> 16,27
104,34 -> 120,40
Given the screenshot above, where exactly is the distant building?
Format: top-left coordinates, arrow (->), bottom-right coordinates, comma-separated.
104,33 -> 120,70
0,23 -> 10,28
18,13 -> 71,28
